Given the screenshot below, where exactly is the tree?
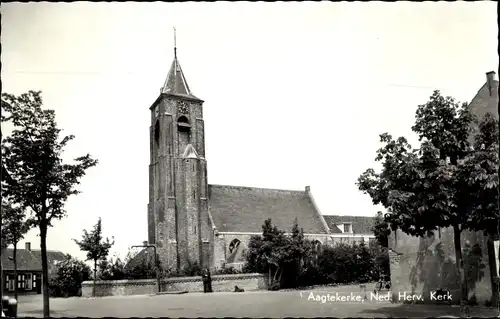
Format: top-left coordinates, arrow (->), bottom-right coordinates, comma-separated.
461,112 -> 500,306
48,255 -> 91,298
372,211 -> 391,248
0,199 -> 32,300
98,257 -> 126,280
1,91 -> 97,316
73,217 -> 114,297
370,240 -> 390,278
243,235 -> 266,273
122,248 -> 166,279
357,91 -> 499,316
244,219 -> 307,289
282,218 -> 306,288
355,241 -> 376,283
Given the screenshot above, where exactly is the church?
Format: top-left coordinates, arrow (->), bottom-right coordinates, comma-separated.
146,47 -> 374,272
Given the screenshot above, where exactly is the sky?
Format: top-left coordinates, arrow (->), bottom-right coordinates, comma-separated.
1,2 -> 498,262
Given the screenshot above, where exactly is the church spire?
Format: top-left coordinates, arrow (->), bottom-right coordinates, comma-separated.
174,27 -> 177,59
160,28 -> 200,100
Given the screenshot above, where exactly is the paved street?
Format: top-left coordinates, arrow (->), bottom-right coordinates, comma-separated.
16,285 -> 499,318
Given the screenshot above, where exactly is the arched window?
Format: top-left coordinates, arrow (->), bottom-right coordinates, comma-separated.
229,238 -> 241,254
177,116 -> 191,133
154,120 -> 160,146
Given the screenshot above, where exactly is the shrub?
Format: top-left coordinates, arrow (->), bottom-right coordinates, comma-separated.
243,235 -> 267,273
370,241 -> 390,279
48,255 -> 91,298
179,260 -> 202,277
122,249 -> 167,279
214,267 -> 242,275
98,257 -> 126,280
244,219 -> 383,290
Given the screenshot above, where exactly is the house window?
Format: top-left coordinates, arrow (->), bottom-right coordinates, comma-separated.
33,275 -> 37,288
343,223 -> 352,233
5,275 -> 9,289
25,273 -> 33,290
17,274 -> 25,289
8,276 -> 15,292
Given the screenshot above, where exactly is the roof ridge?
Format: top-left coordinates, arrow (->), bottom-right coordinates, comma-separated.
324,214 -> 375,218
469,83 -> 488,105
25,248 -> 65,254
208,184 -> 306,194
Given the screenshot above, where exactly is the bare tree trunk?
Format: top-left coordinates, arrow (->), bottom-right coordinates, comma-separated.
40,224 -> 50,318
453,225 -> 468,318
278,265 -> 283,284
268,267 -> 271,286
486,236 -> 499,307
93,260 -> 97,298
13,241 -> 18,300
273,266 -> 280,283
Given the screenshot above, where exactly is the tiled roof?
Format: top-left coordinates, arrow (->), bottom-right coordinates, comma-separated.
468,77 -> 498,121
208,184 -> 328,234
322,217 -> 342,233
323,215 -> 375,235
1,248 -> 42,271
124,248 -> 155,271
467,74 -> 498,147
161,54 -> 201,101
30,250 -> 67,265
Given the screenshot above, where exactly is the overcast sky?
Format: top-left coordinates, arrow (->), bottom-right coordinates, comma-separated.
1,2 -> 498,261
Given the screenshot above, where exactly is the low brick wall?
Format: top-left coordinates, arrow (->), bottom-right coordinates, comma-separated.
82,273 -> 267,297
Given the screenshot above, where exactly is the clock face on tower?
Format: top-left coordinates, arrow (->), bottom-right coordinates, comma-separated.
177,101 -> 189,114
154,105 -> 159,117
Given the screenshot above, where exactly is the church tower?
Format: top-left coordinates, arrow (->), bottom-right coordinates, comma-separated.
148,42 -> 211,271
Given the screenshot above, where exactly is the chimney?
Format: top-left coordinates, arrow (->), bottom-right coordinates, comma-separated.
25,242 -> 31,251
486,71 -> 497,97
305,186 -> 310,192
143,241 -> 148,247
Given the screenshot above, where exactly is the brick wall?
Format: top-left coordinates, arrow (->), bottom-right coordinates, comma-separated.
389,228 -> 493,304
81,273 -> 267,297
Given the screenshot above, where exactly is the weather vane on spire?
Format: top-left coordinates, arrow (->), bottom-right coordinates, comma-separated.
173,27 -> 177,58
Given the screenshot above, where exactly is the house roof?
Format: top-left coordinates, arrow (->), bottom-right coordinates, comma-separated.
1,248 -> 42,271
467,72 -> 498,146
208,184 -> 329,234
323,215 -> 375,235
322,217 -> 343,233
30,249 -> 67,265
468,74 -> 498,121
1,247 -> 67,272
161,53 -> 201,101
124,247 -> 156,271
